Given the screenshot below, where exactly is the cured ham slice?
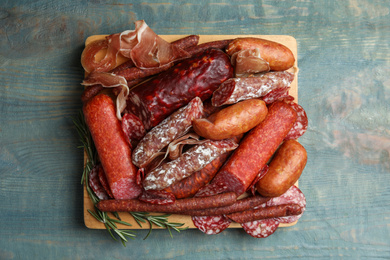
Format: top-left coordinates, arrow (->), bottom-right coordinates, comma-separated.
81,20 -> 189,73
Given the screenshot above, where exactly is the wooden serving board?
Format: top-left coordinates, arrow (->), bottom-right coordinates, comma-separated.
83,35 -> 299,230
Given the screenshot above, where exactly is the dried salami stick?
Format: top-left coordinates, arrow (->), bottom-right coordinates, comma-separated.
132,97 -> 204,168
96,192 -> 237,213
142,138 -> 239,191
185,39 -> 234,56
211,71 -> 294,107
179,195 -> 270,216
226,204 -> 303,223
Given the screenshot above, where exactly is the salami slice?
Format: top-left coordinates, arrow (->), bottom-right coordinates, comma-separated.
265,185 -> 306,224
97,164 -> 113,198
121,113 -> 146,148
241,219 -> 280,238
284,101 -> 308,140
88,165 -> 110,200
192,215 -> 231,235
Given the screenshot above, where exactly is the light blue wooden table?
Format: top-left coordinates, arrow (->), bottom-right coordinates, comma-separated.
1,1 -> 389,259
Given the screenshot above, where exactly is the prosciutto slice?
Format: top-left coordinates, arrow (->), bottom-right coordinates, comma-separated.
82,72 -> 129,120
81,20 -> 189,73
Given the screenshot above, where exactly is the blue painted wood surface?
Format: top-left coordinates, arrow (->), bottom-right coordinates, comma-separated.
1,0 -> 389,259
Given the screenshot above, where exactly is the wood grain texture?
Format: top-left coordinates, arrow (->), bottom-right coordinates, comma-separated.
0,0 -> 389,259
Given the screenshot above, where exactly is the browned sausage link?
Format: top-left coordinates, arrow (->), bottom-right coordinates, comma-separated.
81,84 -> 105,103
96,192 -> 237,213
179,195 -> 271,216
185,39 -> 234,56
226,204 -> 303,223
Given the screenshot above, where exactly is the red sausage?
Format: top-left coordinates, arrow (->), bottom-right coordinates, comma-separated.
96,192 -> 237,213
83,94 -> 142,199
205,101 -> 298,196
185,39 -> 233,56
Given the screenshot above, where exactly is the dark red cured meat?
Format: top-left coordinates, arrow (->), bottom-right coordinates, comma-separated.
202,101 -> 297,197
97,164 -> 113,198
226,204 -> 303,223
121,113 -> 146,148
180,195 -> 270,216
88,165 -> 109,200
261,86 -> 291,105
81,84 -> 105,104
241,219 -> 280,238
192,215 -> 231,235
283,100 -> 308,140
211,71 -> 294,107
83,94 -> 142,199
138,190 -> 176,205
185,39 -> 233,56
96,192 -> 237,213
264,185 -> 306,224
142,138 -> 239,191
126,48 -> 234,130
163,151 -> 231,199
132,97 -> 204,169
247,165 -> 269,196
114,63 -> 174,82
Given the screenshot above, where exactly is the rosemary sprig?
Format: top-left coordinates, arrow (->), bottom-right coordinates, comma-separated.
73,110 -> 187,245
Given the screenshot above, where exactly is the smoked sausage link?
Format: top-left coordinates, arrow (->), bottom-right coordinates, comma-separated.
208,101 -> 298,196
126,48 -> 234,130
83,94 -> 142,199
256,140 -> 307,197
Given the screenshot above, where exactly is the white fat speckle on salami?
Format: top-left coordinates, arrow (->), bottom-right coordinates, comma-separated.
265,185 -> 306,224
142,139 -> 238,191
241,219 -> 280,238
211,71 -> 294,107
121,113 -> 146,148
88,165 -> 109,200
192,215 -> 231,235
132,97 -> 204,168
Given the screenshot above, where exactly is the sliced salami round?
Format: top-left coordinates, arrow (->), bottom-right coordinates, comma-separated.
241,219 -> 280,238
97,164 -> 113,198
283,100 -> 308,140
192,215 -> 231,235
121,113 -> 146,148
265,185 -> 306,224
88,165 -> 110,200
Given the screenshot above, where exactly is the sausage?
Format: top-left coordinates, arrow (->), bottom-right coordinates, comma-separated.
256,140 -> 307,197
204,101 -> 298,197
226,204 -> 303,223
226,37 -> 295,71
81,84 -> 104,103
126,48 -> 234,130
282,99 -> 309,140
142,138 -> 239,191
121,113 -> 146,148
185,39 -> 234,56
88,164 -> 110,200
132,97 -> 204,169
211,71 -> 294,107
163,151 -> 231,199
96,192 -> 237,212
179,194 -> 270,216
83,94 -> 142,199
114,63 -> 174,82
193,99 -> 268,140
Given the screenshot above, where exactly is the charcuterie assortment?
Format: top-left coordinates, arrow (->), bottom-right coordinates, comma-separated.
77,20 -> 308,244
